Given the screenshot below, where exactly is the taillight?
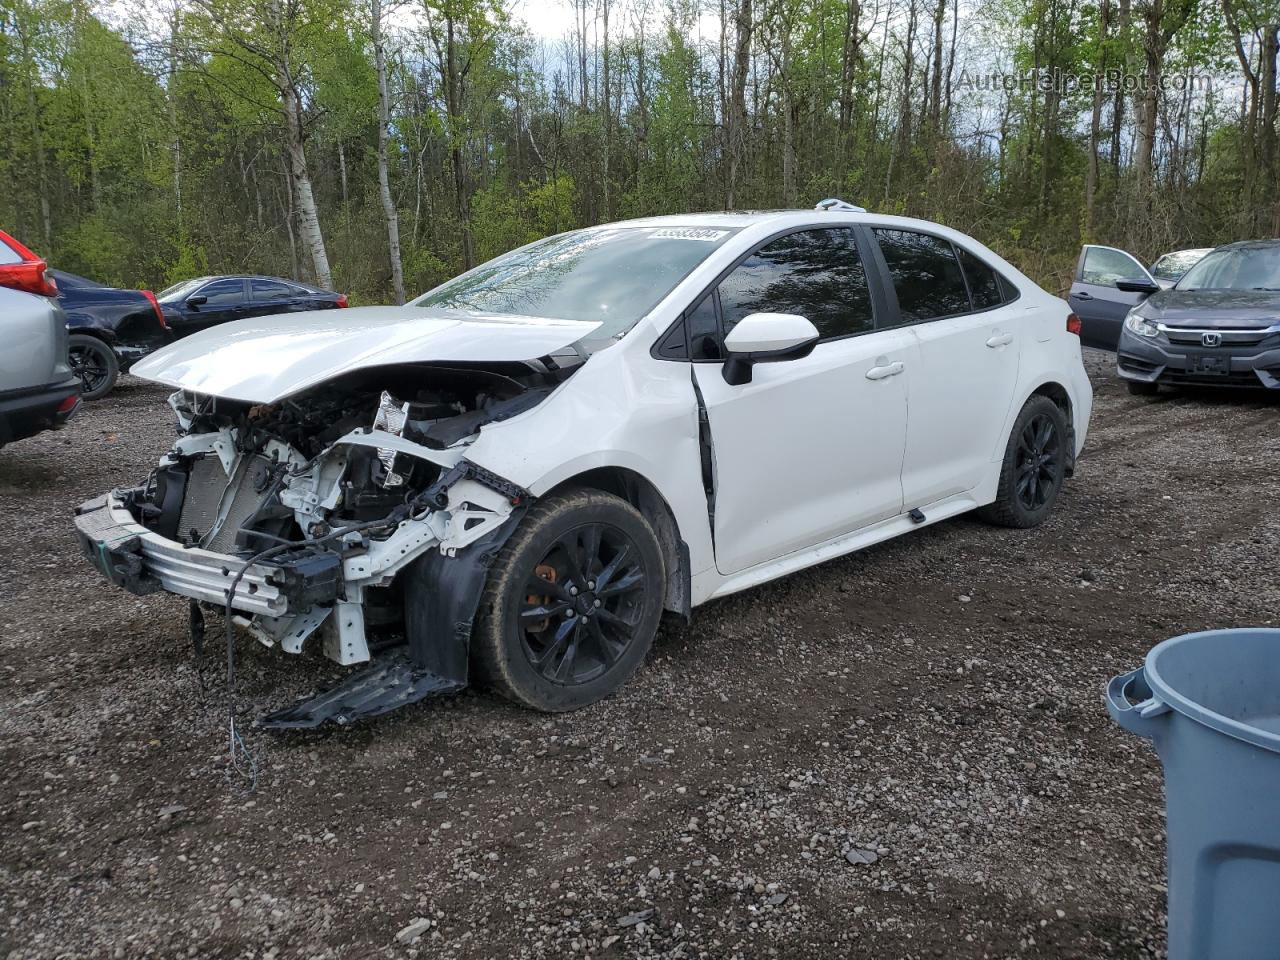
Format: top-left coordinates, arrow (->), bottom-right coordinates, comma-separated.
335,293 -> 349,308
142,289 -> 167,328
57,393 -> 80,414
0,229 -> 58,297
1066,313 -> 1082,336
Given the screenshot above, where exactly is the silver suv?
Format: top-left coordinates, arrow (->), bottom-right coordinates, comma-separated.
0,230 -> 81,446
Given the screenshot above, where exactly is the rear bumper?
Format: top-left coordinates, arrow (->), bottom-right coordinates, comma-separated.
0,377 -> 81,445
72,491 -> 340,616
1117,334 -> 1280,390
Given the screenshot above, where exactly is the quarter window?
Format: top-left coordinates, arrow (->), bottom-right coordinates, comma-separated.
874,229 -> 970,321
198,279 -> 246,306
717,228 -> 875,340
956,247 -> 1003,310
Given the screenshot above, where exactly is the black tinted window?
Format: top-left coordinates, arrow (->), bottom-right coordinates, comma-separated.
252,279 -> 295,299
687,293 -> 722,359
718,228 -> 874,340
199,279 -> 246,306
874,229 -> 970,321
957,247 -> 1003,310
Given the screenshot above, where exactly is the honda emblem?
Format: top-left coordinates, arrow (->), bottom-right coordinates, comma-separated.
1201,332 -> 1222,347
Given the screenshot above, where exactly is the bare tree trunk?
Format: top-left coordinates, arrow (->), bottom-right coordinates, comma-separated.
726,0 -> 751,207
168,7 -> 183,220
1263,25 -> 1279,233
16,21 -> 52,244
372,0 -> 405,303
1085,0 -> 1110,235
282,81 -> 333,289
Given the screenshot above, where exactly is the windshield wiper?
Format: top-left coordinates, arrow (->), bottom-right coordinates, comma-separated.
1251,287 -> 1280,291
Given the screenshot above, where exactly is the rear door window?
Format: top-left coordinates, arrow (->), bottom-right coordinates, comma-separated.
873,229 -> 971,321
252,279 -> 296,300
717,227 -> 875,340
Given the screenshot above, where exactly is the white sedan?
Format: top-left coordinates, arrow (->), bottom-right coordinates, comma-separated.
74,203 -> 1092,727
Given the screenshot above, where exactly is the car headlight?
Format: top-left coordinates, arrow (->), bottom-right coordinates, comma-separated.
1124,310 -> 1160,338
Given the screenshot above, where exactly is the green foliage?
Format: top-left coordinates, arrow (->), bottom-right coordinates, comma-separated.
0,0 -> 1272,301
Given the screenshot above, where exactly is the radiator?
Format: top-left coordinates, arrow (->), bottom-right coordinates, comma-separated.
177,454 -> 274,554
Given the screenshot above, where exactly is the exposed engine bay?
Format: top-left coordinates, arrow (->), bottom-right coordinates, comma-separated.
76,360 -> 576,727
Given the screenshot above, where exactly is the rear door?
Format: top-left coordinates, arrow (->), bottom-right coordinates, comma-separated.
1068,245 -> 1157,350
690,226 -> 913,576
871,228 -> 1022,507
248,278 -> 308,319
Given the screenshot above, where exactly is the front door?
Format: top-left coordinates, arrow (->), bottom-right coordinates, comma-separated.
1068,245 -> 1157,350
690,226 -> 912,576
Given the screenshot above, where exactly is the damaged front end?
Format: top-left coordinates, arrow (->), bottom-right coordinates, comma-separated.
73,363 -> 559,727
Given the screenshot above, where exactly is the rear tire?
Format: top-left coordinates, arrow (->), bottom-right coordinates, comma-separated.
68,334 -> 119,401
471,489 -> 665,712
1127,380 -> 1159,397
979,395 -> 1069,529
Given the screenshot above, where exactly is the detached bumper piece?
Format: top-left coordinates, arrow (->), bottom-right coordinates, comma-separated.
258,655 -> 464,729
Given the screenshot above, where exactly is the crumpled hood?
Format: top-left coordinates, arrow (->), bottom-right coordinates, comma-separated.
130,306 -> 601,403
1141,290 -> 1280,329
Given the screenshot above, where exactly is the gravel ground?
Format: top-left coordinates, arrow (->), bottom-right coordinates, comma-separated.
3,348 -> 1279,959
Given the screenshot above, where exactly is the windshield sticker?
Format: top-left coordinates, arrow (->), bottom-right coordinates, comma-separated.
649,228 -> 729,242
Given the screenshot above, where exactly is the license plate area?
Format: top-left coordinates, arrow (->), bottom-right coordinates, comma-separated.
1189,355 -> 1230,376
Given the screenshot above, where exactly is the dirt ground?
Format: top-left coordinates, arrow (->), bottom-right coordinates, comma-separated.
2,348 -> 1278,959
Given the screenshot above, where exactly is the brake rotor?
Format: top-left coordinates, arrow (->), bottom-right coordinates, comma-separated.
525,563 -> 558,632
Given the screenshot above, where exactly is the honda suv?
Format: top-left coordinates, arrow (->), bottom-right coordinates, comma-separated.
0,231 -> 80,447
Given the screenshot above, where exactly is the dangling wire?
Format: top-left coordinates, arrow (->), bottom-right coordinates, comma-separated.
219,509 -> 412,792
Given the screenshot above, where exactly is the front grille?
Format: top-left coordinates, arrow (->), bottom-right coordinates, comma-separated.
1163,370 -> 1264,388
1163,329 -> 1268,347
176,454 -> 274,553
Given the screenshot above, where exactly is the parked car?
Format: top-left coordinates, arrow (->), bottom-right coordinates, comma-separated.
51,269 -> 170,400
74,206 -> 1092,728
1116,239 -> 1280,395
1149,247 -> 1211,290
156,275 -> 348,337
0,231 -> 80,447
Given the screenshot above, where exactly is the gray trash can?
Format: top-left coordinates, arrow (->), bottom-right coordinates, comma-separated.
1106,628 -> 1280,960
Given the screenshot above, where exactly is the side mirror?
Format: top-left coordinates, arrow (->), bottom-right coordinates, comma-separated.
186,294 -> 208,308
1116,279 -> 1160,296
722,312 -> 820,385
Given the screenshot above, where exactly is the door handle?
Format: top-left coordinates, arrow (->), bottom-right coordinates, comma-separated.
1072,291 -> 1094,301
986,333 -> 1014,348
865,361 -> 905,380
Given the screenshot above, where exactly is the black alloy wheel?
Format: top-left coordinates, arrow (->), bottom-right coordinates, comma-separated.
471,489 -> 666,711
1015,412 -> 1062,512
519,523 -> 648,685
979,393 -> 1070,529
67,334 -> 119,401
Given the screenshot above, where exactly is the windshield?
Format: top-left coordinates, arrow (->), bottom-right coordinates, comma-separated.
158,277 -> 208,300
1151,249 -> 1208,281
410,226 -> 738,338
1176,246 -> 1280,291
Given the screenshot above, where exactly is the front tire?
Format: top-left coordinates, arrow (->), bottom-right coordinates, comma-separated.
979,395 -> 1069,529
472,489 -> 666,712
68,334 -> 119,401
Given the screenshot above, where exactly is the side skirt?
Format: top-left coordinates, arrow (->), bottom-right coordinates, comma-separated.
703,492 -> 981,602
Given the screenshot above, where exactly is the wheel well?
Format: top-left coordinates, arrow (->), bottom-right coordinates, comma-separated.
1029,381 -> 1075,475
546,467 -> 691,619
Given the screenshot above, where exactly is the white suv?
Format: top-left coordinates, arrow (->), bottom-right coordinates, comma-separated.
75,205 -> 1092,727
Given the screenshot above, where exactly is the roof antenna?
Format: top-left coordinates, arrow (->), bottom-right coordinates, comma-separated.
815,198 -> 867,213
